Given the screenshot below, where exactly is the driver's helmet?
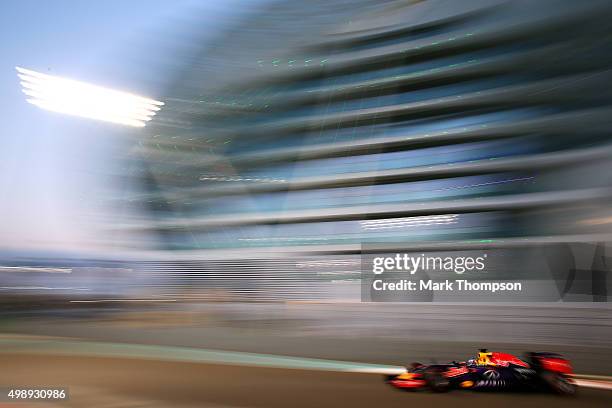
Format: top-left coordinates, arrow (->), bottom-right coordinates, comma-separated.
475,349 -> 493,366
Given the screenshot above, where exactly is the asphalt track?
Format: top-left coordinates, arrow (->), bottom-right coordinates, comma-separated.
0,353 -> 611,408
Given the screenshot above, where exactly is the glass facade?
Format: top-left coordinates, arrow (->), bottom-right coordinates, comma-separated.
127,0 -> 612,300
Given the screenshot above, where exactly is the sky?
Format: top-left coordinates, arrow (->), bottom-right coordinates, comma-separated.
0,0 -> 243,255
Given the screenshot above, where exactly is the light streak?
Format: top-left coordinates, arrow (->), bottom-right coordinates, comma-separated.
16,66 -> 163,127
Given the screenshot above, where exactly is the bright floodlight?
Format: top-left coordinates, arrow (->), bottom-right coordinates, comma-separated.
16,66 -> 164,127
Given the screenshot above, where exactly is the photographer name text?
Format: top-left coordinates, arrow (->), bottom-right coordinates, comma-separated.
372,279 -> 522,293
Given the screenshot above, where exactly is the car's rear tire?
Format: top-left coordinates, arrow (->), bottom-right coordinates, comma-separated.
384,375 -> 397,383
423,368 -> 450,393
541,372 -> 577,396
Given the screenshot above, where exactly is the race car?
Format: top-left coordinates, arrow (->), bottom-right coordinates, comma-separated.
386,349 -> 576,395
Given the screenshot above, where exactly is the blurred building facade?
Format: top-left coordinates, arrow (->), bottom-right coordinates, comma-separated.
128,0 -> 612,301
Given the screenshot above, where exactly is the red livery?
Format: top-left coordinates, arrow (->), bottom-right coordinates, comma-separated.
386,349 -> 576,395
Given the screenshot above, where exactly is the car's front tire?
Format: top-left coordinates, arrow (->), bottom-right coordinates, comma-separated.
541,372 -> 577,396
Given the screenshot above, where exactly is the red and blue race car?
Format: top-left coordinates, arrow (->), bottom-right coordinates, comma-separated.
386,349 -> 576,395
